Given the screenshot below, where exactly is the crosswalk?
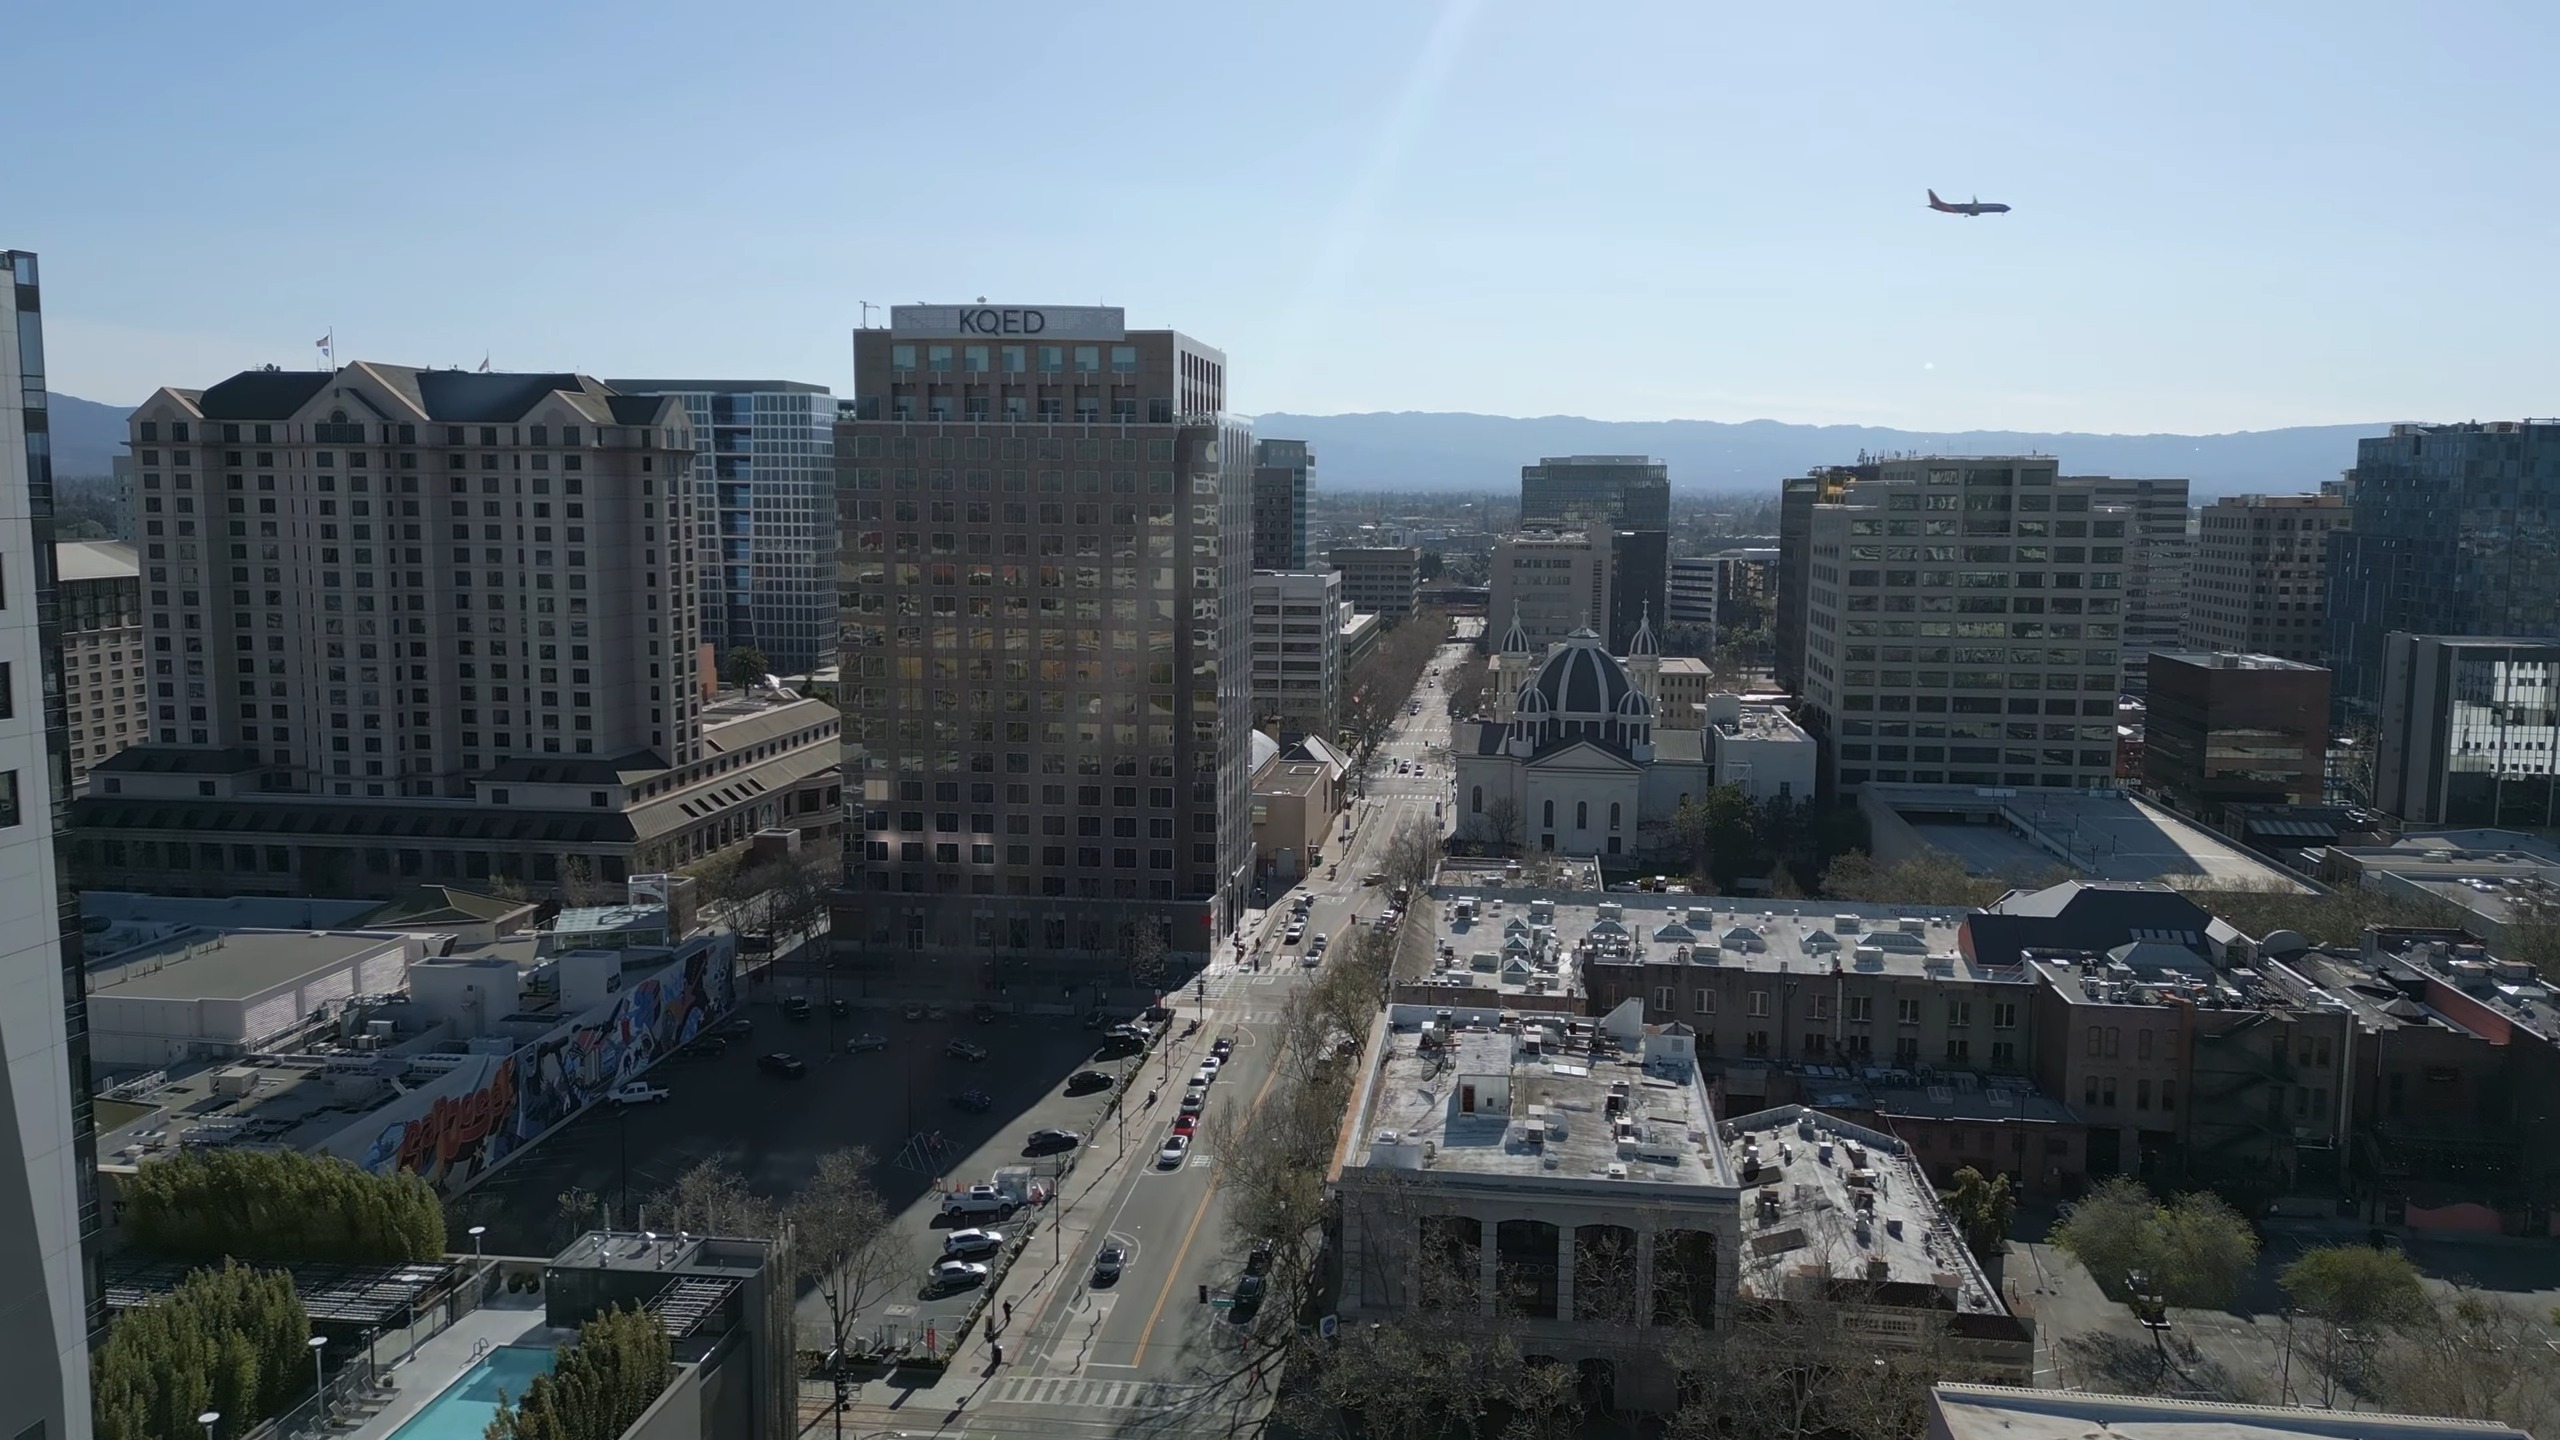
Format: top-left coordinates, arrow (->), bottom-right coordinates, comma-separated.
981,1373 -> 1210,1411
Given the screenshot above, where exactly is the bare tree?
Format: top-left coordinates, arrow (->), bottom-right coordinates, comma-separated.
786,1147 -> 913,1357
2366,1285 -> 2560,1436
644,1158 -> 778,1238
1481,794 -> 1524,852
557,855 -> 616,908
1383,819 -> 1442,896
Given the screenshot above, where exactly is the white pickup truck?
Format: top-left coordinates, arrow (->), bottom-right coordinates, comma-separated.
940,1183 -> 1019,1221
606,1081 -> 669,1106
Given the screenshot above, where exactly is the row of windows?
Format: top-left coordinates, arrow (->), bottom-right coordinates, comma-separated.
890,343 -> 1140,374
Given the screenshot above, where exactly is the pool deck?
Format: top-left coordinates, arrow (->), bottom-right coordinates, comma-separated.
328,1296 -> 568,1440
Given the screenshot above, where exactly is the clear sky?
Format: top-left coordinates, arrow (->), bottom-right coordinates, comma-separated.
7,1 -> 2554,432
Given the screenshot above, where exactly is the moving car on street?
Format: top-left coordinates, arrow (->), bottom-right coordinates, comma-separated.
1157,1134 -> 1191,1169
1092,1245 -> 1127,1285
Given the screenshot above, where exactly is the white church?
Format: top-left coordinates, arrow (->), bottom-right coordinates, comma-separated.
1453,609 -> 1716,857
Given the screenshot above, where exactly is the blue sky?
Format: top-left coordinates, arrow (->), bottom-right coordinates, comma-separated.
7,1 -> 2554,432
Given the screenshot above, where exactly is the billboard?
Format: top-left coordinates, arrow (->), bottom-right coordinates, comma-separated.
888,305 -> 1125,341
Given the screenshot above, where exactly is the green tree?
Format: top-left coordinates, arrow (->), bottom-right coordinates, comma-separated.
487,1303 -> 672,1440
721,645 -> 772,691
1941,1166 -> 2016,1265
122,1149 -> 445,1264
2281,1243 -> 2430,1333
2154,1190 -> 2259,1310
93,1262 -> 311,1440
2050,1176 -> 2259,1311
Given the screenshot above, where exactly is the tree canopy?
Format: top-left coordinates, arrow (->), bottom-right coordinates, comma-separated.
122,1148 -> 445,1264
2049,1176 -> 2259,1310
721,645 -> 772,690
487,1304 -> 672,1440
92,1261 -> 311,1440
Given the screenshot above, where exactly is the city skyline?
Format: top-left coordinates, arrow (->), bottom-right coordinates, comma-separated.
7,4 -> 2560,432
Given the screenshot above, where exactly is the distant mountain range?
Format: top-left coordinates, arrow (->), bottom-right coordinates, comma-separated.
46,391 -> 2399,501
44,392 -> 135,478
1249,411 -> 2399,501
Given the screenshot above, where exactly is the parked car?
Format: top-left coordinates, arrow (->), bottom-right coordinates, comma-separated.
1198,1056 -> 1224,1078
1173,1112 -> 1199,1136
1157,1134 -> 1191,1169
1230,1272 -> 1266,1319
607,1081 -> 668,1106
845,1033 -> 888,1053
713,1016 -> 755,1038
676,1036 -> 728,1059
1192,1065 -> 1218,1090
903,1004 -> 927,1022
928,1259 -> 989,1293
972,1002 -> 998,1025
830,997 -> 851,1018
1064,1069 -> 1116,1094
1246,1240 -> 1274,1275
1092,1245 -> 1127,1285
1210,1036 -> 1234,1059
949,1090 -> 993,1112
946,1040 -> 988,1062
1081,1011 -> 1112,1030
941,1184 -> 1016,1220
1180,1089 -> 1207,1115
782,996 -> 812,1021
1023,1129 -> 1083,1156
756,1053 -> 807,1078
1141,1004 -> 1175,1024
924,1005 -> 948,1021
941,1228 -> 1006,1259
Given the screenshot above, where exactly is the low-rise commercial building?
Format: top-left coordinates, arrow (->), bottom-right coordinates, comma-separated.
1700,693 -> 1815,803
2313,828 -> 2560,948
2141,651 -> 2330,822
544,1230 -> 794,1439
1332,1000 -> 1738,1411
1927,1382 -> 2527,1440
1653,656 -> 1712,728
1250,733 -> 1343,884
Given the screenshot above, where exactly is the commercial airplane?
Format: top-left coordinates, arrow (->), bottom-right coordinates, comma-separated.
1928,189 -> 2011,216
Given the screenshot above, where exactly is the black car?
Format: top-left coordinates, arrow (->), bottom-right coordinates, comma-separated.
972,1002 -> 999,1025
1230,1273 -> 1266,1319
949,1089 -> 993,1112
1245,1240 -> 1274,1276
1092,1245 -> 1128,1285
1095,1036 -> 1142,1059
713,1016 -> 755,1038
677,1035 -> 729,1059
1064,1070 -> 1116,1094
1141,1005 -> 1175,1024
757,1052 -> 807,1078
830,997 -> 851,1018
782,996 -> 812,1021
1022,1129 -> 1083,1156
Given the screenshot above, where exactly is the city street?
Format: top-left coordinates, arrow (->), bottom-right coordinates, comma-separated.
812,628 -> 1474,1437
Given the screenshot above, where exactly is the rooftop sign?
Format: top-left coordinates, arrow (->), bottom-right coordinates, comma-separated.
889,305 -> 1125,341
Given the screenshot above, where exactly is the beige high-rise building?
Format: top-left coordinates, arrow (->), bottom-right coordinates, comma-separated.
1487,528 -> 1612,654
69,364 -> 841,896
2077,477 -> 2191,696
57,539 -> 142,789
1248,569 -> 1342,739
2184,490 -> 2347,665
1329,543 -> 1422,621
1804,457 -> 2126,792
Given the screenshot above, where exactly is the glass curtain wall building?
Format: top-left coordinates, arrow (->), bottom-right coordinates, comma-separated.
2375,634 -> 2560,827
610,380 -> 837,675
1,247 -> 101,1440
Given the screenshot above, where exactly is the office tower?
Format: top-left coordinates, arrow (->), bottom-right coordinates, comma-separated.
834,306 -> 1252,981
1775,464 -> 1871,695
1802,457 -> 2126,792
57,539 -> 141,790
1250,438 -> 1311,571
2329,421 -> 2560,719
1487,529 -> 1612,654
1327,544 -> 1421,622
1248,569 -> 1342,740
2078,477 -> 2191,696
2374,634 -> 2560,827
608,380 -> 837,674
2142,651 -> 2330,821
1,247 -> 101,1440
108,455 -> 137,539
2185,491 -> 2347,665
73,364 -> 842,896
1520,455 -> 1668,654
1667,555 -> 1718,628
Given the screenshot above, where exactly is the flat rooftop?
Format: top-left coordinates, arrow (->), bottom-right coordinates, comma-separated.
1725,1105 -> 2008,1317
1875,784 -> 2314,893
1714,707 -> 1810,743
1514,895 -> 2022,986
87,928 -> 406,1003
1417,906 -> 1583,1001
1795,1069 -> 2080,1127
1929,1382 -> 2527,1440
1357,1021 -> 1732,1188
2150,650 -> 2329,672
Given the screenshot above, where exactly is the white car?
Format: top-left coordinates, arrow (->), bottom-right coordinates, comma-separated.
942,1228 -> 1006,1259
606,1082 -> 668,1106
1157,1134 -> 1191,1168
1308,932 -> 1328,951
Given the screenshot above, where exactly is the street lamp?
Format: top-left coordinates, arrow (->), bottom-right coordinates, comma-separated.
308,1335 -> 329,1416
469,1224 -> 487,1259
196,1411 -> 219,1440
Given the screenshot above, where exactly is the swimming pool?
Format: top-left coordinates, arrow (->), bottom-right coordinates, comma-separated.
387,1344 -> 557,1440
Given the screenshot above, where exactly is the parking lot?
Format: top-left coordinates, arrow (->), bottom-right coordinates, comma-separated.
449,990 -> 1155,1272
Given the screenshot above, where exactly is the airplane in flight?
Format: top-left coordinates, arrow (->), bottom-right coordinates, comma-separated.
1928,189 -> 2011,217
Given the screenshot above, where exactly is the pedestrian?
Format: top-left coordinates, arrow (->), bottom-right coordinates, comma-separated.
1002,1300 -> 1013,1324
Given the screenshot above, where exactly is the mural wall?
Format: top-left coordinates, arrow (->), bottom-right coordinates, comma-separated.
327,941 -> 736,1196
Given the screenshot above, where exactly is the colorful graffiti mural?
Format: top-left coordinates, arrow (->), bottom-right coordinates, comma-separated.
354,943 -> 735,1195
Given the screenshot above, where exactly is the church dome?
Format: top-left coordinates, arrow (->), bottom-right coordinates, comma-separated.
1529,627 -> 1635,717
1497,604 -> 1532,657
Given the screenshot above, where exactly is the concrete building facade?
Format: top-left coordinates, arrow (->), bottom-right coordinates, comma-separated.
2184,491 -> 2347,665
608,380 -> 837,675
1329,544 -> 1422,622
1802,458 -> 2126,793
2141,651 -> 2331,822
1776,465 -> 1868,695
1247,568 -> 1342,740
2079,477 -> 2192,696
1249,437 -> 1311,571
58,538 -> 141,790
834,308 -> 1253,982
1488,529 -> 1612,656
71,366 -> 841,897
0,246 -> 101,1440
2374,634 -> 2560,828
1520,456 -> 1669,655
1666,555 -> 1717,629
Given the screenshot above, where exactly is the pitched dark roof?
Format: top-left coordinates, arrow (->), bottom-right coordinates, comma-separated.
70,796 -> 638,846
411,371 -> 608,422
194,372 -> 334,420
480,751 -> 667,785
607,394 -> 672,424
1963,882 -> 2214,969
92,746 -> 264,775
